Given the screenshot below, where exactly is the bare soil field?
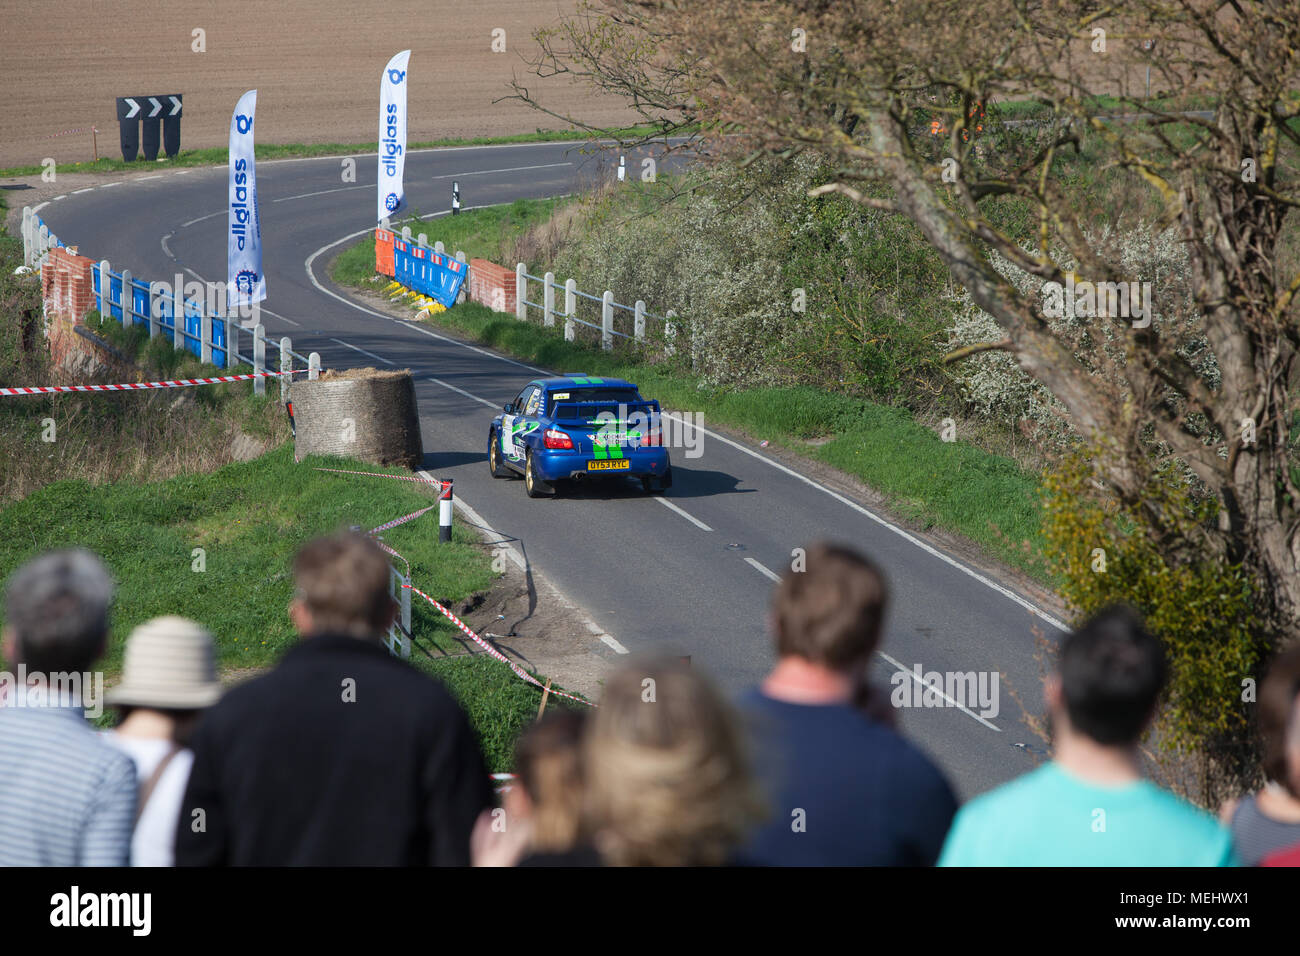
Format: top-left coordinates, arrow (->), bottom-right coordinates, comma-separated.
0,0 -> 640,170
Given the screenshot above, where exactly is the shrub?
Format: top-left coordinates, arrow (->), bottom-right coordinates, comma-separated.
1041,449 -> 1268,805
552,153 -> 958,400
944,221 -> 1205,452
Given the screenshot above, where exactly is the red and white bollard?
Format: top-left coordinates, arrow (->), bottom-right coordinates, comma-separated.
439,479 -> 453,543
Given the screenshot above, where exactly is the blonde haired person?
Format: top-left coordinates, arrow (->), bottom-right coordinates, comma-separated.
579,657 -> 764,866
474,658 -> 762,867
104,616 -> 222,867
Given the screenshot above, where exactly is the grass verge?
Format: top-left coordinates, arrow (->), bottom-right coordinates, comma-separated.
0,441 -> 574,768
334,198 -> 574,286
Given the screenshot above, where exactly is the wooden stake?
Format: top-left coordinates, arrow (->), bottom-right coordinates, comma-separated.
537,678 -> 553,718
92,127 -> 98,162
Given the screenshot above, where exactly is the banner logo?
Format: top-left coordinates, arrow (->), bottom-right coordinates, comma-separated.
235,114 -> 253,134
388,69 -> 406,84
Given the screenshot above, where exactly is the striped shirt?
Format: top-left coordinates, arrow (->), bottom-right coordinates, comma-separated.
0,703 -> 137,866
1229,792 -> 1300,866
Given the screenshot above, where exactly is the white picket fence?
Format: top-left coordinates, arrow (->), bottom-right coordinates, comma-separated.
514,264 -> 678,353
383,219 -> 679,353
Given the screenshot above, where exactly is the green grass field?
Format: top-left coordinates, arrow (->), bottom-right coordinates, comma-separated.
0,443 -> 496,674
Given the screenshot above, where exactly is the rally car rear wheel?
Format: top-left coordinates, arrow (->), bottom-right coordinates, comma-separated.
488,430 -> 512,478
641,467 -> 672,494
525,450 -> 553,498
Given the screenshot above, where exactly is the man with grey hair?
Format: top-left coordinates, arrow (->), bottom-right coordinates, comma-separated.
0,549 -> 137,865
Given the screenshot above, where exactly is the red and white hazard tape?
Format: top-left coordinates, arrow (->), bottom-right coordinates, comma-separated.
314,466 -> 440,486
330,468 -> 594,707
0,369 -> 302,397
405,581 -> 594,708
43,126 -> 95,139
373,539 -> 411,579
369,504 -> 437,538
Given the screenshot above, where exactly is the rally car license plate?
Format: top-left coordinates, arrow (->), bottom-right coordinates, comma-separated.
587,460 -> 630,471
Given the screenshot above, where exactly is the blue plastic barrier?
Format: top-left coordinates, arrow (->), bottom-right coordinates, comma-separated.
393,239 -> 466,307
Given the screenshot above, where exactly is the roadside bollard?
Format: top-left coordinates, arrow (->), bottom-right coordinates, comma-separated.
439,479 -> 453,543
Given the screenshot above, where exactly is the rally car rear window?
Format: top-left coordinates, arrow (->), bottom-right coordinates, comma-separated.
548,388 -> 641,411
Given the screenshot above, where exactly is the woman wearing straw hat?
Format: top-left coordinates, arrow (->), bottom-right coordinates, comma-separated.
103,616 -> 223,867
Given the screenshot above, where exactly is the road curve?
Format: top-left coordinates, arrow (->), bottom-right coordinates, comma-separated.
34,140 -> 1064,798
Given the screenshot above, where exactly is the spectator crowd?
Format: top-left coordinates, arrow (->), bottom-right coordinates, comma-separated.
2,534 -> 1299,867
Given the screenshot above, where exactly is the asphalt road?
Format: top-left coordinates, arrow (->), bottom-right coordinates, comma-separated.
32,140 -> 1066,799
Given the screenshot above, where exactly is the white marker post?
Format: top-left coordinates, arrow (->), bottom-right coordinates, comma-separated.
439,479 -> 454,543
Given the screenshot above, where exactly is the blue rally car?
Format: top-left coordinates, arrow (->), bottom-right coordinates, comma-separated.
488,375 -> 672,497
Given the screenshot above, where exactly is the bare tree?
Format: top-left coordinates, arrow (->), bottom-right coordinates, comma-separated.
519,0 -> 1300,644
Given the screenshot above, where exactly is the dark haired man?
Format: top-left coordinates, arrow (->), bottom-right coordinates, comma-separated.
737,542 -> 957,866
940,605 -> 1235,866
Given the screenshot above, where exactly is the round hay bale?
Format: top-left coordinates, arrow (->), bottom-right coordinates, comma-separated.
290,368 -> 423,467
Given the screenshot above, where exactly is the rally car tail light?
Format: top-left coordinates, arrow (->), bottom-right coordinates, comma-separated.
640,429 -> 662,446
543,428 -> 574,449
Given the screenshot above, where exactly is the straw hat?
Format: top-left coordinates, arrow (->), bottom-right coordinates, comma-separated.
105,616 -> 223,710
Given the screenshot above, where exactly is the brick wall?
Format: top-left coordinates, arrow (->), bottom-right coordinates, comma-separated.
40,246 -> 96,323
38,246 -> 100,371
468,258 -> 515,313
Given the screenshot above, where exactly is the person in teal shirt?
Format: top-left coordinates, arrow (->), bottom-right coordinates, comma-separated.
940,606 -> 1236,867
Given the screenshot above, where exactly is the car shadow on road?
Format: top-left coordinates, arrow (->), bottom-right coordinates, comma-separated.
420,451 -> 485,471
553,464 -> 755,500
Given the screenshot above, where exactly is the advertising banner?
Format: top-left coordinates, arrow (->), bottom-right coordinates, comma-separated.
227,89 -> 266,306
378,51 -> 411,223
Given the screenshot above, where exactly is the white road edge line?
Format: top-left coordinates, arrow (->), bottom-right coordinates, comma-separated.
743,557 -> 781,582
271,163 -> 571,205
656,496 -> 712,531
180,210 -> 222,228
305,215 -> 549,375
304,205 -> 1063,633
257,307 -> 301,328
660,411 -> 1068,632
160,231 -> 302,328
429,161 -> 571,180
427,376 -> 499,409
330,337 -> 395,365
421,471 -> 627,655
272,184 -> 368,204
72,187 -> 93,194
876,650 -> 1002,732
32,202 -> 47,212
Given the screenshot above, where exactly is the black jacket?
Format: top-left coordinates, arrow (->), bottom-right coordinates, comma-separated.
175,633 -> 492,866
